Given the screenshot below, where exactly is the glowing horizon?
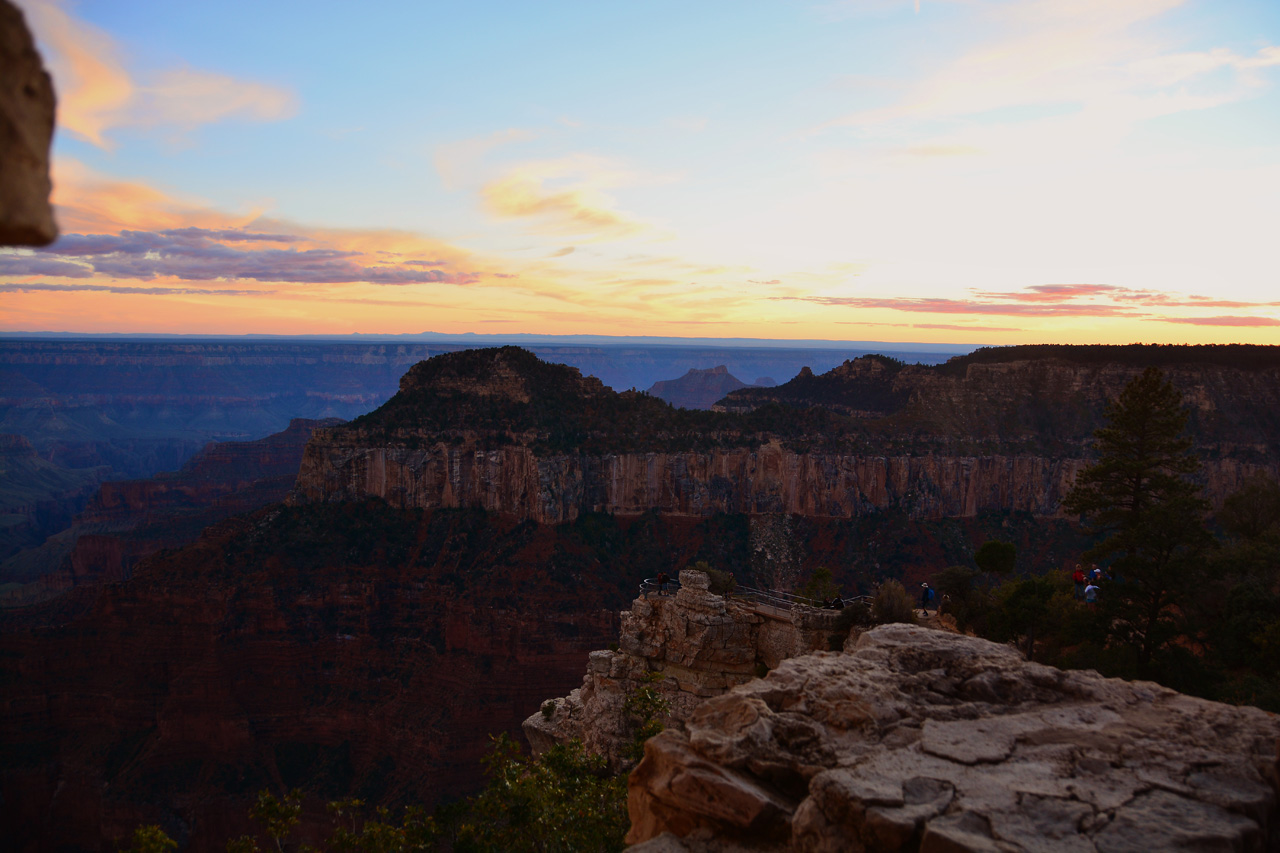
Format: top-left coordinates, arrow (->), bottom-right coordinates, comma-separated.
3,0 -> 1279,345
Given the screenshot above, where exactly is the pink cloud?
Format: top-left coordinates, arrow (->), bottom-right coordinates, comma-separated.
912,323 -> 1020,332
1156,316 -> 1280,327
775,295 -> 1143,317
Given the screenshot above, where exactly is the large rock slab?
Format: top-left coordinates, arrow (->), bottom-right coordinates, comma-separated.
0,0 -> 56,246
627,624 -> 1280,852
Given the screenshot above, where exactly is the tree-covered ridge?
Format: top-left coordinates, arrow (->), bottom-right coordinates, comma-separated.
717,352 -> 910,414
349,346 -> 872,454
940,343 -> 1280,373
342,344 -> 1280,458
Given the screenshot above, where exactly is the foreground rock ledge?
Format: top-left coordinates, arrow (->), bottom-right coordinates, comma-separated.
626,624 -> 1280,852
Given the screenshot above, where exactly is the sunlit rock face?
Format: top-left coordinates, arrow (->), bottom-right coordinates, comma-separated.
295,346 -> 1280,524
0,0 -> 56,246
624,624 -> 1280,852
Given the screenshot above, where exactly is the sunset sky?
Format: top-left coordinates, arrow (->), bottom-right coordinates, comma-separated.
2,0 -> 1278,344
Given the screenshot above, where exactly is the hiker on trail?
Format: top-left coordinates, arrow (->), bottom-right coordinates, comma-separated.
831,595 -> 845,610
1090,564 -> 1103,583
1084,582 -> 1100,608
939,593 -> 952,616
920,582 -> 934,615
1072,564 -> 1086,600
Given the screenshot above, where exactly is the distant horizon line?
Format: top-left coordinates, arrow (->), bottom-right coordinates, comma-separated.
0,329 -> 985,354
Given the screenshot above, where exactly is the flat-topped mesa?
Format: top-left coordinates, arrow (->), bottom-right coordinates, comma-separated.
523,570 -> 851,769
625,625 -> 1280,852
292,345 -> 1280,523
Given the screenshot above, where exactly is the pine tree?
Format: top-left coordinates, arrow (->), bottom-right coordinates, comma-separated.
1063,367 -> 1212,671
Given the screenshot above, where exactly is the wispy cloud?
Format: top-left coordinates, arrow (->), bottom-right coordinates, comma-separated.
775,282 -> 1280,322
776,295 -> 1142,317
1,227 -> 482,285
19,0 -> 296,148
481,156 -> 653,241
0,281 -> 269,296
817,0 -> 1280,191
1156,315 -> 1280,327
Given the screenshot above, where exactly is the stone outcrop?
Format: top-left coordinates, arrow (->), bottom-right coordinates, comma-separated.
0,0 -> 57,246
625,624 -> 1280,852
524,570 -> 849,768
649,366 -> 750,410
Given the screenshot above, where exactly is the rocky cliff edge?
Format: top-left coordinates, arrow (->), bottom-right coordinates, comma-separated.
625,624 -> 1280,852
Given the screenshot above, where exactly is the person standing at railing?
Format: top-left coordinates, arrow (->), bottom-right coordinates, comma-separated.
657,571 -> 669,596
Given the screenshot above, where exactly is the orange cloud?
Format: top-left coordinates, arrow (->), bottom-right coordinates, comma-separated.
480,156 -> 654,241
19,0 -> 295,148
483,174 -> 646,240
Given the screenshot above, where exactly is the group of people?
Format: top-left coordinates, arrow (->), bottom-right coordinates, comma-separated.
1072,563 -> 1109,606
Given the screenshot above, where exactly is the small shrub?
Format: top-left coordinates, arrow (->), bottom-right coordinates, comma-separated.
123,826 -> 176,853
871,580 -> 917,625
541,700 -> 556,720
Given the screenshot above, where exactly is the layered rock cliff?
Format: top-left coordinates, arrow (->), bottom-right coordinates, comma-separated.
625,625 -> 1280,852
294,346 -> 1280,524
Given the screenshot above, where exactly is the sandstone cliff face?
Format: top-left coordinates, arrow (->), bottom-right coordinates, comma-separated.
295,433 -> 1270,525
524,570 -> 847,767
294,348 -> 1280,526
625,624 -> 1280,852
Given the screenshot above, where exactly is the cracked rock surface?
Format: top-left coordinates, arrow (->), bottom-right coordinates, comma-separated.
626,624 -> 1280,852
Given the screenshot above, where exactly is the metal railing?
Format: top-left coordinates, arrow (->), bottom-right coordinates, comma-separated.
640,576 -> 872,612
639,577 -> 682,597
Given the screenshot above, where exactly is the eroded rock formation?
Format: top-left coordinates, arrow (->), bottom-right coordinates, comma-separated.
524,569 -> 848,768
625,624 -> 1280,852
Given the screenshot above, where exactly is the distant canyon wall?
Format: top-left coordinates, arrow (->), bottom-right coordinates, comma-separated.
293,433 -> 1271,524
